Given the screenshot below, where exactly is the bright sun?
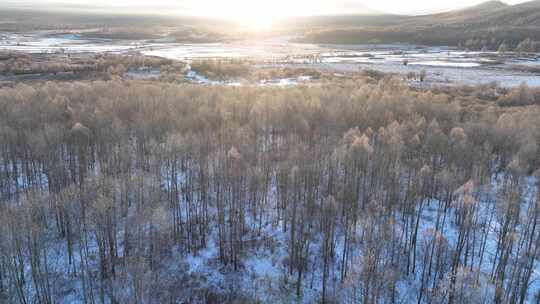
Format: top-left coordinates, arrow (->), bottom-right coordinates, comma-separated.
198,0 -> 305,31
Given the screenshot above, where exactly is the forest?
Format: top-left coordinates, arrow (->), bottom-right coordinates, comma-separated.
0,76 -> 539,303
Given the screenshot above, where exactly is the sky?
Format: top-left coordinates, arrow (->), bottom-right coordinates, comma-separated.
3,0 -> 532,16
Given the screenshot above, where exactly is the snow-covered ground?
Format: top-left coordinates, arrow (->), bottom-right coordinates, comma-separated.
9,172 -> 536,303
1,32 -> 539,87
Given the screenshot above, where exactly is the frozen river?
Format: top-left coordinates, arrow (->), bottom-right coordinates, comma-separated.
1,32 -> 540,87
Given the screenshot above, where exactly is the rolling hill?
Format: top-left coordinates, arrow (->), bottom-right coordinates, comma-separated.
297,0 -> 540,49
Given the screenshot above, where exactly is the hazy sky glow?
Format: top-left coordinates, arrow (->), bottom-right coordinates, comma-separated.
9,0 -> 531,14
4,0 -> 532,28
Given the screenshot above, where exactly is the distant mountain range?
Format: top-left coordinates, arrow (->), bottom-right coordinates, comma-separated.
2,0 -> 537,22
297,0 -> 540,49
408,0 -> 540,27
2,0 -> 540,50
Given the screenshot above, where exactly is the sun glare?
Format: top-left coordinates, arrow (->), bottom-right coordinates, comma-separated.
197,0 -> 305,31
232,5 -> 276,31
